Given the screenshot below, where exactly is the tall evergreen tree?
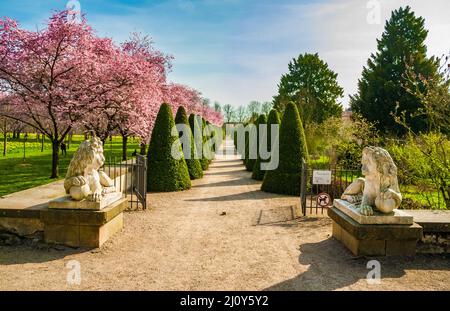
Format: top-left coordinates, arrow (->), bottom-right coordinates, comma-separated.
273,53 -> 343,124
147,103 -> 191,192
175,107 -> 203,180
350,6 -> 439,135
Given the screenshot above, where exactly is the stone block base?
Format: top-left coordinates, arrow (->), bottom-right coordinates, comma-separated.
328,206 -> 422,256
42,198 -> 126,248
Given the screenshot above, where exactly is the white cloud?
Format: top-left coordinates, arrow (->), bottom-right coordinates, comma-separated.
314,0 -> 450,107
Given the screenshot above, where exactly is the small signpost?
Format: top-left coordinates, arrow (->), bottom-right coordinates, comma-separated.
312,170 -> 332,185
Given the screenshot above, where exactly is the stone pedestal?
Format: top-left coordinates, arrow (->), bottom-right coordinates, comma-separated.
48,192 -> 123,211
328,200 -> 422,256
334,199 -> 413,225
42,197 -> 127,248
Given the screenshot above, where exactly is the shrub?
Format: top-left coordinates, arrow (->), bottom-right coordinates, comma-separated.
243,122 -> 255,169
335,141 -> 362,168
251,114 -> 268,180
201,117 -> 211,169
261,103 -> 308,195
189,114 -> 209,170
388,133 -> 450,209
175,107 -> 203,180
147,103 -> 191,192
245,119 -> 259,172
252,110 -> 280,180
204,118 -> 215,161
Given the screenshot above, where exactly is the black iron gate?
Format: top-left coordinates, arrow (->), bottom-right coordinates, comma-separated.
103,154 -> 147,210
134,154 -> 148,209
300,160 -> 361,216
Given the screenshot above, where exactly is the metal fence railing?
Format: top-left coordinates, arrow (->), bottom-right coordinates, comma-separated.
102,154 -> 147,210
300,159 -> 362,216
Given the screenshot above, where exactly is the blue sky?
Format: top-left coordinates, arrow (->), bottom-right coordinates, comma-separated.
1,0 -> 449,108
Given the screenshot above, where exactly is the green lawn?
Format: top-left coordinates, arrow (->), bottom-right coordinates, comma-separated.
0,134 -> 141,197
400,184 -> 447,210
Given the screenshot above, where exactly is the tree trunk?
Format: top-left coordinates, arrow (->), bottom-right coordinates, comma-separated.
41,135 -> 45,152
2,132 -> 6,157
140,142 -> 147,155
441,184 -> 450,210
122,135 -> 128,161
50,140 -> 60,179
2,119 -> 6,156
68,132 -> 73,149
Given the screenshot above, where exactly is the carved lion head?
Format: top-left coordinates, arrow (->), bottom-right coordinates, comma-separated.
65,137 -> 105,180
361,146 -> 399,191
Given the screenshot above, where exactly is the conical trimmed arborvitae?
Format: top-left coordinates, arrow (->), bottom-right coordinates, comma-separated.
243,122 -> 252,166
261,103 -> 308,195
205,120 -> 216,159
251,114 -> 268,180
147,103 -> 191,192
253,110 -> 281,180
175,107 -> 203,180
245,119 -> 259,172
189,114 -> 205,169
200,117 -> 211,170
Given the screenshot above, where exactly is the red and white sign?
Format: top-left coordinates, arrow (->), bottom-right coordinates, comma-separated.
316,193 -> 331,207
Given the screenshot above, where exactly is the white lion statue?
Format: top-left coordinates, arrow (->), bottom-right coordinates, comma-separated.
64,137 -> 116,202
341,146 -> 402,216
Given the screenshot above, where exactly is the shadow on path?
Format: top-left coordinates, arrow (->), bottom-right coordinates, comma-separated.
0,244 -> 88,265
265,238 -> 450,291
185,190 -> 286,202
194,178 -> 260,188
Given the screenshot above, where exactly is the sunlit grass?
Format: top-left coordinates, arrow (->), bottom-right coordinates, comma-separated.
0,134 -> 141,197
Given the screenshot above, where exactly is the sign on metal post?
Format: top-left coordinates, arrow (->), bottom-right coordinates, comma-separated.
312,170 -> 332,185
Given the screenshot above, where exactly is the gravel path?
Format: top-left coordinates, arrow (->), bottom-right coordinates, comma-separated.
0,140 -> 449,290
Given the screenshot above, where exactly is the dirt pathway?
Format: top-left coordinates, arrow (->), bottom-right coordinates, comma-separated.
0,140 -> 449,290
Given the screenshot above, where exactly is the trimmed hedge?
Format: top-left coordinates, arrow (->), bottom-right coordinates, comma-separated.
147,103 -> 191,192
243,122 -> 253,167
200,117 -> 211,170
251,114 -> 268,180
189,114 -> 209,170
175,107 -> 203,180
266,109 -> 281,154
203,118 -> 214,162
261,103 -> 308,195
245,119 -> 260,171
